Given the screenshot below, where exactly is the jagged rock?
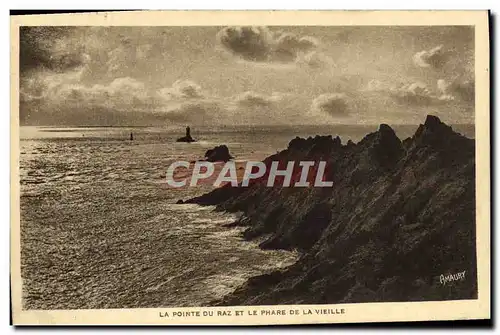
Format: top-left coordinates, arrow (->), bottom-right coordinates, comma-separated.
372,123 -> 404,167
413,115 -> 453,142
204,145 -> 233,162
425,114 -> 449,129
333,136 -> 342,147
189,115 -> 476,306
409,115 -> 472,158
402,137 -> 412,150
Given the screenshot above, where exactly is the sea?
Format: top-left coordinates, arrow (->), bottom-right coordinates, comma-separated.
19,124 -> 474,309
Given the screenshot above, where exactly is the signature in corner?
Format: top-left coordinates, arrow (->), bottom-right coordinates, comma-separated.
439,270 -> 466,285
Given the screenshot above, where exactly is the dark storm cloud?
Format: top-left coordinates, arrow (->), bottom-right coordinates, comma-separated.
20,26 -> 86,75
216,26 -> 320,64
217,26 -> 272,62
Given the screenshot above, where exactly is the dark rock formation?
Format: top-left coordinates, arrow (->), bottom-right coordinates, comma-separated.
176,126 -> 196,143
187,115 -> 476,305
204,145 -> 234,162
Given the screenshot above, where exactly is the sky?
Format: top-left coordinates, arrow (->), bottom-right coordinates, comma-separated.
19,25 -> 474,126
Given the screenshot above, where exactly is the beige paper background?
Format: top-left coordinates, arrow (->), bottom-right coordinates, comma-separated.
10,10 -> 490,325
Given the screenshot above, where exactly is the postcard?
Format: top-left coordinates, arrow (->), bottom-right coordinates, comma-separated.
10,10 -> 490,325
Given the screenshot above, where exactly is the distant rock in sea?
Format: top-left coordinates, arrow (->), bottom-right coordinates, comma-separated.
204,145 -> 233,162
176,126 -> 196,143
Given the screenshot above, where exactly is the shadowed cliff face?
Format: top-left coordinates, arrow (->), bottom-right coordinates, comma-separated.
187,115 -> 476,305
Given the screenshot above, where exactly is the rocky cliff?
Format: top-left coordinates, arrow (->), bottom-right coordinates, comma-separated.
187,115 -> 477,305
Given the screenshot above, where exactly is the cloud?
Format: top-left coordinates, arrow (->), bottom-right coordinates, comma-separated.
363,79 -> 469,106
450,80 -> 474,102
53,77 -> 155,111
311,93 -> 348,116
232,91 -> 284,107
437,78 -> 474,103
59,78 -> 221,124
157,80 -> 205,100
107,42 -> 153,74
217,26 -> 273,62
389,82 -> 437,106
364,79 -> 392,92
296,50 -> 335,69
216,26 -> 331,67
20,27 -> 87,75
107,77 -> 146,94
20,73 -> 158,125
21,73 -> 219,125
20,65 -> 90,103
21,74 -> 156,112
413,45 -> 451,69
273,33 -> 320,62
436,79 -> 455,101
161,101 -> 219,123
437,79 -> 448,93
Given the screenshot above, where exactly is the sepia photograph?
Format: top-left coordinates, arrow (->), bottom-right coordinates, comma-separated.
10,10 -> 490,325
